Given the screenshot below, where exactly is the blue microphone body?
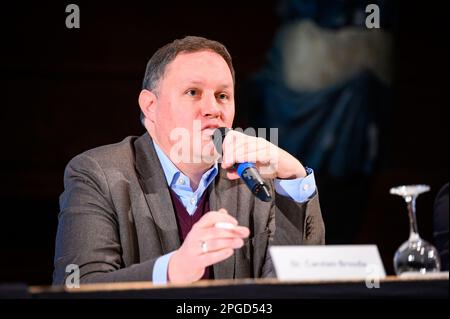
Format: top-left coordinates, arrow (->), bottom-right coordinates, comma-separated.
213,128 -> 272,202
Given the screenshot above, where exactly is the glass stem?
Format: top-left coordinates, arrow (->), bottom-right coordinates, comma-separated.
405,195 -> 420,240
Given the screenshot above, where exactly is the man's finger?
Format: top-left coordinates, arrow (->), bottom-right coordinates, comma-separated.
209,225 -> 250,239
222,131 -> 248,168
196,225 -> 250,241
226,170 -> 240,180
193,210 -> 238,229
200,238 -> 244,254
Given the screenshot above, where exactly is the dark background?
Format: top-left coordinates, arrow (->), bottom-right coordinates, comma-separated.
0,1 -> 448,284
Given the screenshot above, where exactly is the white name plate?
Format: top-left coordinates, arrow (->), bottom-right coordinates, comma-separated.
269,245 -> 386,281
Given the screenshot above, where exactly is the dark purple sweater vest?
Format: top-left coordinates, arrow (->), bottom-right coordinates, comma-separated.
168,188 -> 214,280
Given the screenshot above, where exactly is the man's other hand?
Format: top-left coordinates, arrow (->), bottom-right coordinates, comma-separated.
167,208 -> 250,284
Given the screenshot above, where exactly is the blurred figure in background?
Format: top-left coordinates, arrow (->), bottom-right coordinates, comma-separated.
239,0 -> 394,243
434,183 -> 449,271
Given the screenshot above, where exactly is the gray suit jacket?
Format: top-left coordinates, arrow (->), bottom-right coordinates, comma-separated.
53,133 -> 325,284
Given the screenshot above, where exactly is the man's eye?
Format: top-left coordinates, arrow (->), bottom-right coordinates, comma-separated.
218,93 -> 228,100
186,89 -> 198,97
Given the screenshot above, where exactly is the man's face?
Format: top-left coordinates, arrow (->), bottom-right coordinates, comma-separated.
149,50 -> 235,164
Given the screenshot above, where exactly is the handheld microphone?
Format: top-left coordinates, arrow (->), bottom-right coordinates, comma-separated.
212,127 -> 272,202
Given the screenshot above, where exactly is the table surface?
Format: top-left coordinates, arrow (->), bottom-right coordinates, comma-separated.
26,273 -> 449,299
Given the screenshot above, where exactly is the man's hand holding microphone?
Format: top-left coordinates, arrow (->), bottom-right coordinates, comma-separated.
167,128 -> 308,283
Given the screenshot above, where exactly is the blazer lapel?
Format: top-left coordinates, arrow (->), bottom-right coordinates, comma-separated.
134,133 -> 181,254
210,169 -> 239,279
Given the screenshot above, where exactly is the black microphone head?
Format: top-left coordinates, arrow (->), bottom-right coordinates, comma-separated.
212,127 -> 230,155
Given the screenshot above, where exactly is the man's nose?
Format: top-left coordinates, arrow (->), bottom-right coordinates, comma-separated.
201,94 -> 221,118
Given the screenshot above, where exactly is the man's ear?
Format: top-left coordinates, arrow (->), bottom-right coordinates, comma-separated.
138,89 -> 157,123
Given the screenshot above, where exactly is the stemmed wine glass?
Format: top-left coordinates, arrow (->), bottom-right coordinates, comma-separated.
390,184 -> 441,276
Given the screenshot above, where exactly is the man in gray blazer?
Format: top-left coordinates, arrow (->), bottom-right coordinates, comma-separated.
53,36 -> 325,285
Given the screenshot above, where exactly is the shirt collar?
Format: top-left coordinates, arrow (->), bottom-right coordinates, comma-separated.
152,140 -> 218,188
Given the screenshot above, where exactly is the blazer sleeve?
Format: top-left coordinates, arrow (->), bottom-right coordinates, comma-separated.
261,188 -> 325,278
53,153 -> 158,285
273,191 -> 325,245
